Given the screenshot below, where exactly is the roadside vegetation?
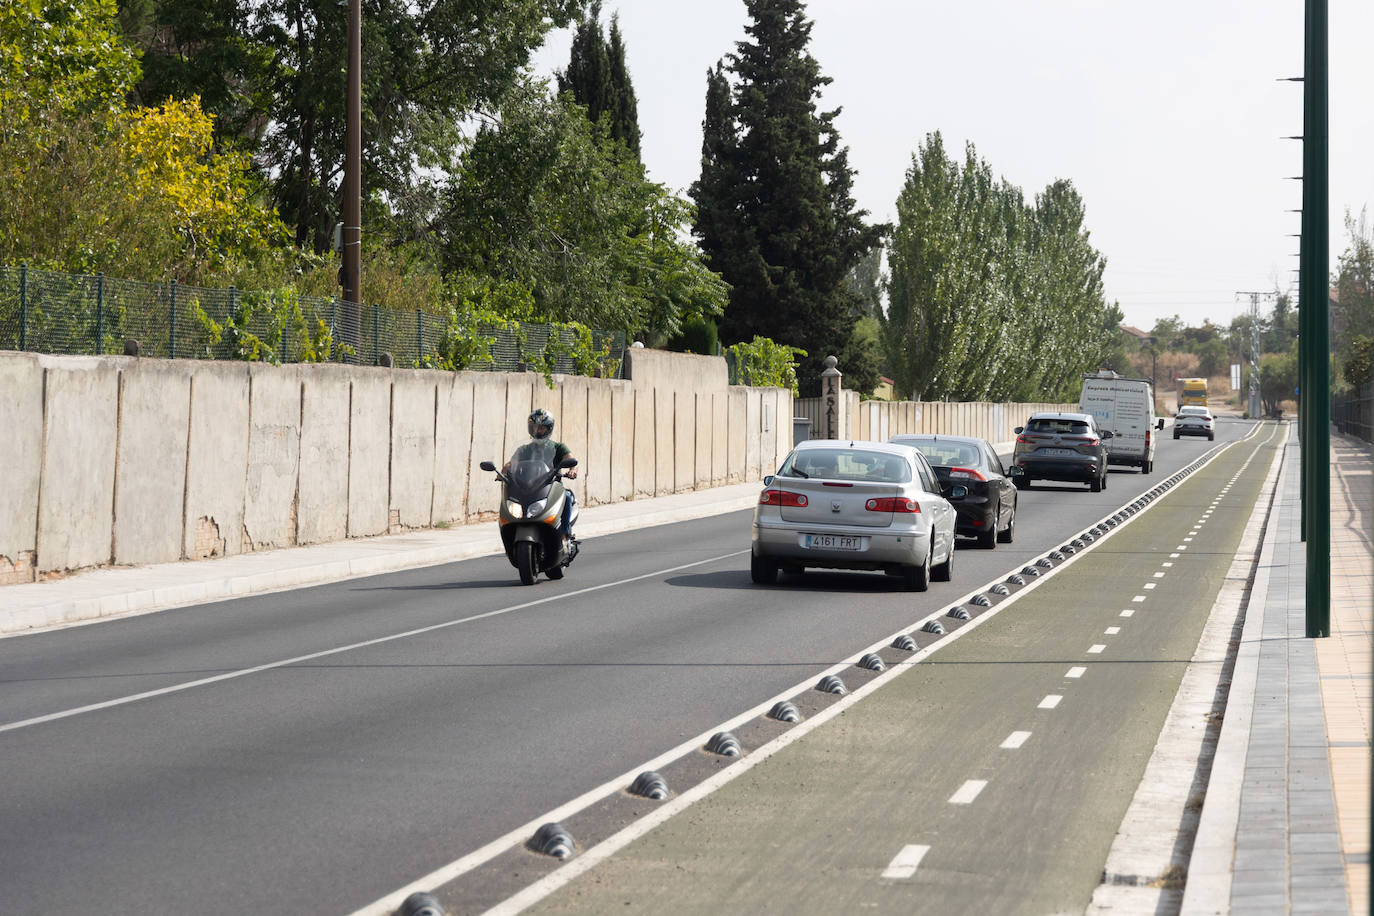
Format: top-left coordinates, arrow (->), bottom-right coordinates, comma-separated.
7,0 -> 1362,400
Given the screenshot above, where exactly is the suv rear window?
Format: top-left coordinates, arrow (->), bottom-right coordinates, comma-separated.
780,449 -> 911,483
1027,418 -> 1091,434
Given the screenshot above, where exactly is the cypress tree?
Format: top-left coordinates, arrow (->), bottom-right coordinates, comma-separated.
558,3 -> 641,159
691,0 -> 884,394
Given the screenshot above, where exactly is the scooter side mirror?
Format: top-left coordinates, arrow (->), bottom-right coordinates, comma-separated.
559,457 -> 578,469
479,460 -> 497,472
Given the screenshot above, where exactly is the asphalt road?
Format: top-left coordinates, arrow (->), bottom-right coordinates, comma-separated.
0,420 -> 1264,915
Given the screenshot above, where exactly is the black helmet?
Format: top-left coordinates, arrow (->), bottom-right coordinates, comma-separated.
529,408 -> 554,439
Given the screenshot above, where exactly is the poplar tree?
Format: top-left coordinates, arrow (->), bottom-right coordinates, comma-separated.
691,0 -> 884,394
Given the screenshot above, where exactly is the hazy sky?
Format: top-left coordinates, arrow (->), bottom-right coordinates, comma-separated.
533,0 -> 1373,333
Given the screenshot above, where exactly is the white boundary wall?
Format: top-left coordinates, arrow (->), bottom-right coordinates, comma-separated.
0,350 -> 791,584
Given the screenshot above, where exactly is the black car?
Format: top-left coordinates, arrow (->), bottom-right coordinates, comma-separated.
890,434 -> 1017,548
1012,411 -> 1114,492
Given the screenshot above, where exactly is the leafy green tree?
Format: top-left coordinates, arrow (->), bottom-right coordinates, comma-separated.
1334,209 -> 1374,364
1258,348 -> 1298,416
436,82 -> 725,339
557,2 -> 640,159
691,0 -> 886,396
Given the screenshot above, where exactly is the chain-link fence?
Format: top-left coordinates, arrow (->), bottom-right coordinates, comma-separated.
1333,382 -> 1372,444
0,265 -> 625,376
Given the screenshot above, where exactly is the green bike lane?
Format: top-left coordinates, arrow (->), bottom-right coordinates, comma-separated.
502,424 -> 1285,916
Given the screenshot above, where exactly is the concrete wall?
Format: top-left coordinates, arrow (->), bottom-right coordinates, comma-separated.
0,348 -> 795,584
796,395 -> 1075,446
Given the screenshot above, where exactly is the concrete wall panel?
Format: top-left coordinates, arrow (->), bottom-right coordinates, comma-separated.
113,360 -> 192,566
694,392 -> 712,489
390,373 -> 437,530
586,381 -> 613,506
655,388 -> 675,496
727,389 -> 747,484
295,365 -> 351,546
348,371 -> 391,537
633,388 -> 656,498
37,356 -> 120,572
624,347 -> 728,392
710,392 -> 728,486
607,381 -> 633,503
184,362 -> 250,559
674,391 -> 695,492
466,375 -> 509,518
242,364 -> 302,550
745,390 -> 761,481
433,374 -> 474,524
555,376 -> 589,507
0,354 -> 44,575
505,374 -> 537,458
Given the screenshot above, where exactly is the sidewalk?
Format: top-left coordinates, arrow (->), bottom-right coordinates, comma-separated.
1184,431 -> 1372,915
0,481 -> 765,636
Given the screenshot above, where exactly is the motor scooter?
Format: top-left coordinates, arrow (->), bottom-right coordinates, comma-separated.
480,440 -> 579,585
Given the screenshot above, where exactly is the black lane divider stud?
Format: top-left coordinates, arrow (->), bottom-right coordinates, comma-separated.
401,892 -> 445,916
989,583 -> 1011,596
1036,558 -> 1054,569
922,620 -> 947,635
1006,574 -> 1026,586
630,771 -> 670,799
1049,550 -> 1066,561
769,701 -> 803,723
1060,545 -> 1076,555
1021,566 -> 1041,578
817,674 -> 849,695
858,652 -> 886,672
532,823 -> 576,860
969,594 -> 992,607
706,731 -> 742,757
892,634 -> 918,651
947,606 -> 971,620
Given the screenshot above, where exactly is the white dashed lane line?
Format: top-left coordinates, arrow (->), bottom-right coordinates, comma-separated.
1105,627 -> 1121,635
1120,609 -> 1135,617
1001,731 -> 1031,749
1088,644 -> 1106,654
1132,596 -> 1147,603
1039,695 -> 1063,709
881,845 -> 930,880
1153,571 -> 1166,578
1066,666 -> 1086,678
949,780 -> 988,805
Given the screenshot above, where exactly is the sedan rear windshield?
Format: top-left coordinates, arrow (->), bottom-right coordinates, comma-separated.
780,449 -> 911,483
908,441 -> 980,468
1027,419 -> 1091,434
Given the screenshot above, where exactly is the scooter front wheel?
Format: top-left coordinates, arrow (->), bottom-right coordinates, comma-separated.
516,541 -> 538,585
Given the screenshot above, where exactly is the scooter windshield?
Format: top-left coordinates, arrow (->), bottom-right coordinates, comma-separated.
507,439 -> 558,499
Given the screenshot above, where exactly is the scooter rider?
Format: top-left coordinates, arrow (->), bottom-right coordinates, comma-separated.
525,408 -> 577,542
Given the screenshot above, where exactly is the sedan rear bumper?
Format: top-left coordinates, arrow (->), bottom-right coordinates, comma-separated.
1015,457 -> 1099,482
752,519 -> 932,570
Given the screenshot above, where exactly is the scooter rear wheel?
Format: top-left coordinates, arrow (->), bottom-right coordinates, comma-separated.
516,541 -> 538,585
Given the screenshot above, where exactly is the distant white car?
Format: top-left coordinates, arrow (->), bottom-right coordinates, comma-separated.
1174,406 -> 1215,441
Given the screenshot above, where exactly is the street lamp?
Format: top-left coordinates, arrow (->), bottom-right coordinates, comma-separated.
340,0 -> 362,361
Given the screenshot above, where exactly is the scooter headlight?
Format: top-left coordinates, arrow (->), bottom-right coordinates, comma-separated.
526,498 -> 547,517
506,500 -> 525,519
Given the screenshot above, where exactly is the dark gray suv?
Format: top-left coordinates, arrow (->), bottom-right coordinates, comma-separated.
1012,412 -> 1114,492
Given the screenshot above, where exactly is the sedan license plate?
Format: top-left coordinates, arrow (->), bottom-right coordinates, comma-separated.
804,534 -> 865,551
1043,448 -> 1077,457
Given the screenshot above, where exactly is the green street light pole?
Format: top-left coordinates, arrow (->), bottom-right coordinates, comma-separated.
1299,0 -> 1329,637
341,0 -> 362,361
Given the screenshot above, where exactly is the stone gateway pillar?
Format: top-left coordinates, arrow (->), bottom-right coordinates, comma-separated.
821,355 -> 844,440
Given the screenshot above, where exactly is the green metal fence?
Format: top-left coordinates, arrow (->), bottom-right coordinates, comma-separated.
1333,383 -> 1372,444
0,264 -> 625,376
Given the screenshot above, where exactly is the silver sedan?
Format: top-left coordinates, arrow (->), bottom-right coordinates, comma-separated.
751,439 -> 961,591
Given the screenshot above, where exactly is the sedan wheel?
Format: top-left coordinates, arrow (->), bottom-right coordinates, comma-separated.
1090,474 -> 1102,493
997,507 -> 1015,543
977,512 -> 997,549
933,539 -> 954,581
750,553 -> 778,585
902,546 -> 931,592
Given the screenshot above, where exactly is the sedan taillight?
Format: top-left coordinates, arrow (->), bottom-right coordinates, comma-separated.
760,489 -> 808,507
866,497 -> 920,513
946,466 -> 987,481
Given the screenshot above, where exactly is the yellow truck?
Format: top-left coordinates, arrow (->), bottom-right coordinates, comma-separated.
1178,378 -> 1208,410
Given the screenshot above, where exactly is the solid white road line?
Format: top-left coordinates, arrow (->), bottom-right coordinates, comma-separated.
881,844 -> 931,879
948,780 -> 988,805
1001,731 -> 1032,749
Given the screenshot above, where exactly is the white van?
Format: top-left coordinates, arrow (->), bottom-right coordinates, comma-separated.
1078,371 -> 1165,474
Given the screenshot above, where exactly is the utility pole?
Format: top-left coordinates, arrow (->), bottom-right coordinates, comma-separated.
1298,0 -> 1329,637
341,0 -> 362,361
1235,291 -> 1270,420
